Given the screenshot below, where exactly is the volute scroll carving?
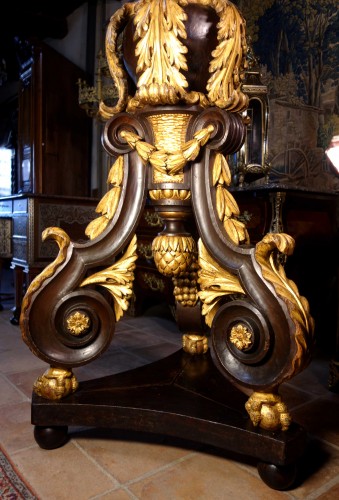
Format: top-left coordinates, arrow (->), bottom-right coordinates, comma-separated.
20,119 -> 149,367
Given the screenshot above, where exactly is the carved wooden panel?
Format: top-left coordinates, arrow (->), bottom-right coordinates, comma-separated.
0,218 -> 12,258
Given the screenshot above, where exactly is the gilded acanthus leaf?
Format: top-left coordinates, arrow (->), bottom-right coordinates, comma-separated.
99,0 -> 249,115
212,153 -> 232,187
80,235 -> 138,321
85,156 -> 124,240
136,140 -> 156,160
216,185 -> 225,221
182,139 -> 200,160
212,153 -> 222,187
232,218 -> 249,243
193,125 -> 214,146
212,153 -> 248,245
85,215 -> 109,240
198,239 -> 245,326
220,154 -> 232,185
223,189 -> 240,216
96,187 -> 122,220
223,218 -> 240,245
149,151 -> 167,169
20,227 -> 72,351
255,233 -> 315,375
134,0 -> 189,98
165,153 -> 186,174
206,0 -> 248,112
107,155 -> 124,186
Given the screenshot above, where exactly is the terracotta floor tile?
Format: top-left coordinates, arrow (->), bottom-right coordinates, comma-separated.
128,452 -> 290,499
0,346 -> 46,374
288,440 -> 339,499
316,480 -> 339,499
0,331 -> 24,349
0,373 -> 29,405
0,401 -> 36,452
11,441 -> 119,500
73,429 -> 196,484
7,367 -> 45,399
97,488 -> 137,499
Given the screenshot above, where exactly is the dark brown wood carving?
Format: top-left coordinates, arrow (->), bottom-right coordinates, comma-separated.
19,0 -> 315,491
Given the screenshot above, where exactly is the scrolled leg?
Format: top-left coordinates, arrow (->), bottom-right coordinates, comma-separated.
210,300 -> 288,389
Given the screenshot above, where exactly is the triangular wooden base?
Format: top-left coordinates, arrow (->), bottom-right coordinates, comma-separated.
31,349 -> 307,490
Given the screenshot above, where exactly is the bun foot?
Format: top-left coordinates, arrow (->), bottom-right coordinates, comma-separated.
257,461 -> 297,490
34,425 -> 69,450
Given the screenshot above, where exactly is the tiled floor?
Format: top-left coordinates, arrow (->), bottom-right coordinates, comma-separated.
1,272 -> 339,499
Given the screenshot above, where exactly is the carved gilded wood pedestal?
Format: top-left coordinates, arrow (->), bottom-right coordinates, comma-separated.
20,0 -> 314,491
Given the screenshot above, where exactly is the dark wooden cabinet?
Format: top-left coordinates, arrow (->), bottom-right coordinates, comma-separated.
0,194 -> 97,322
233,186 -> 339,354
0,41 -> 94,320
17,42 -> 91,196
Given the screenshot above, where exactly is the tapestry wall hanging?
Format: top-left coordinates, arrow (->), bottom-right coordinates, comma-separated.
234,0 -> 339,191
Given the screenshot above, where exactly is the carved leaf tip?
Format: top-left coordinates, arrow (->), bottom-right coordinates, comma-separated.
80,236 -> 138,321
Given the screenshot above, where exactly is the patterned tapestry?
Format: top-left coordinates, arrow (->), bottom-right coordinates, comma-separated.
234,0 -> 339,191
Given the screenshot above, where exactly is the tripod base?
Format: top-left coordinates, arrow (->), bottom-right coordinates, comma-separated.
32,349 -> 306,490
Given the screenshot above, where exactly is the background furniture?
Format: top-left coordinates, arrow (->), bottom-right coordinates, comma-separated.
233,185 -> 338,356
0,194 -> 97,323
0,41 -> 94,320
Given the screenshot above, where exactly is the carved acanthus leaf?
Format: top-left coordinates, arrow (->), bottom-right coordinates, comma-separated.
134,0 -> 189,91
255,233 -> 315,375
20,227 -> 71,348
198,239 -> 245,326
80,235 -> 138,321
212,153 -> 249,245
85,156 -> 124,240
101,0 -> 248,115
206,0 -> 248,112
